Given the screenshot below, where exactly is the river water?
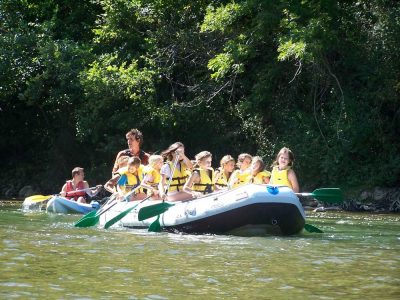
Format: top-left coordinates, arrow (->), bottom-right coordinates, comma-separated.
0,201 -> 399,299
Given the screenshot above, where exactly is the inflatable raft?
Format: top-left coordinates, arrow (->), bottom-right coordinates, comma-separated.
46,196 -> 100,214
99,184 -> 306,235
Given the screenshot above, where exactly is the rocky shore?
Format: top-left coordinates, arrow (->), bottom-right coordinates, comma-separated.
297,186 -> 398,213
2,184 -> 400,213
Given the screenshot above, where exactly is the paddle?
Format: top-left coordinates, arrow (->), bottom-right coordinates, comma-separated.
296,188 -> 342,233
138,153 -> 180,223
148,215 -> 161,232
74,185 -> 142,228
74,196 -> 117,228
304,223 -> 324,233
138,202 -> 175,221
24,186 -> 101,204
140,188 -> 343,223
104,194 -> 152,229
296,188 -> 343,204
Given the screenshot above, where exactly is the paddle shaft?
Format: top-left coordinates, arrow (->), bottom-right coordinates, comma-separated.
65,186 -> 101,197
24,186 -> 101,204
296,188 -> 343,203
95,199 -> 118,217
97,186 -> 141,217
162,152 -> 180,200
104,195 -> 152,229
297,192 -> 313,197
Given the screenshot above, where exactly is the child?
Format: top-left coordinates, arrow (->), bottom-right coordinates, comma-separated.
184,151 -> 214,198
141,155 -> 164,199
214,155 -> 235,191
158,142 -> 193,201
228,153 -> 252,189
104,156 -> 146,201
249,156 -> 271,184
270,147 -> 299,193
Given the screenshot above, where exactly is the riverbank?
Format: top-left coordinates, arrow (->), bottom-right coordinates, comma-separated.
301,186 -> 400,213
3,184 -> 400,213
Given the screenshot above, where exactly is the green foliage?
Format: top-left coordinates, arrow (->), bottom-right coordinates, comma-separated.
0,0 -> 399,195
201,2 -> 244,33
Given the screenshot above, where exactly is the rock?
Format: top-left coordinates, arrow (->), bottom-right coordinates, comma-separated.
18,185 -> 36,198
361,205 -> 374,212
389,200 -> 400,212
299,197 -> 318,207
360,190 -> 372,201
372,187 -> 388,201
4,184 -> 15,198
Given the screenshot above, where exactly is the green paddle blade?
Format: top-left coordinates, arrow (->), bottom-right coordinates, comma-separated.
312,188 -> 343,203
304,223 -> 324,233
148,216 -> 161,232
74,200 -> 118,228
104,196 -> 152,229
74,210 -> 98,227
74,215 -> 100,228
138,202 -> 175,221
104,204 -> 137,229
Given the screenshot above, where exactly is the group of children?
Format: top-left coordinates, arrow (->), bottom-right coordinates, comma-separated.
60,133 -> 299,203
101,142 -> 300,202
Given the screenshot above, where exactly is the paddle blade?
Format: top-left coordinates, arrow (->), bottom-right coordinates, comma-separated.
312,188 -> 343,203
74,210 -> 98,227
304,223 -> 324,233
148,216 -> 161,232
104,204 -> 137,229
74,215 -> 100,228
138,202 -> 175,221
24,195 -> 52,203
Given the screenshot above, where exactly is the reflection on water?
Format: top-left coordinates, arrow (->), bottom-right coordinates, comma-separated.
0,203 -> 399,299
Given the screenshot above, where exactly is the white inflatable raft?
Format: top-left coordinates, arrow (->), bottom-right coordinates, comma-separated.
99,184 -> 306,235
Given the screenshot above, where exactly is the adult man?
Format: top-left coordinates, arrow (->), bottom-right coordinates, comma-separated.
60,167 -> 102,203
112,128 -> 151,173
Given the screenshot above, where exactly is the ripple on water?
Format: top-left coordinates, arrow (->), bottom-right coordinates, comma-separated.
0,282 -> 32,287
1,205 -> 400,299
144,295 -> 168,300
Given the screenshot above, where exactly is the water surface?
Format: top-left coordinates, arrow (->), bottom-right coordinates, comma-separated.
1,201 -> 399,299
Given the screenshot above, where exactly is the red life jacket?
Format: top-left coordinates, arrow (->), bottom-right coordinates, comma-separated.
65,180 -> 86,201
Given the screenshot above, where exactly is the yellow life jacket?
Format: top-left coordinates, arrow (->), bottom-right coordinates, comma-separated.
251,171 -> 271,184
270,166 -> 292,188
231,169 -> 251,188
143,166 -> 161,187
166,161 -> 189,192
142,166 -> 161,188
193,167 -> 214,194
117,165 -> 144,194
215,168 -> 230,188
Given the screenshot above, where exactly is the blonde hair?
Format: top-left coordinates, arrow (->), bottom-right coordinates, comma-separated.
149,155 -> 163,167
272,147 -> 294,167
220,155 -> 235,167
117,156 -> 129,168
195,151 -> 212,164
193,151 -> 212,168
236,153 -> 252,168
